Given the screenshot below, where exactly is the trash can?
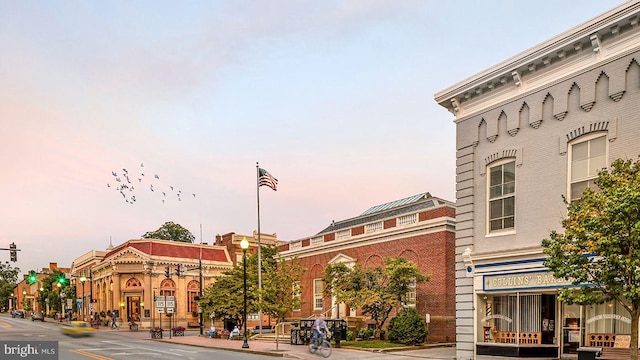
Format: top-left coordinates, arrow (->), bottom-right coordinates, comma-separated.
577,347 -> 601,360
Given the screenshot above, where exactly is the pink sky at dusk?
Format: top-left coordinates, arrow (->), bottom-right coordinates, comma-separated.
0,0 -> 625,275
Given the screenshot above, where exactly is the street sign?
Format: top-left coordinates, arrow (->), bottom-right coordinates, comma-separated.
155,296 -> 166,309
66,299 -> 73,308
166,307 -> 174,314
158,308 -> 164,313
166,295 -> 175,309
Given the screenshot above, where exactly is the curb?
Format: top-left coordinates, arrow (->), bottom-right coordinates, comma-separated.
150,337 -> 302,359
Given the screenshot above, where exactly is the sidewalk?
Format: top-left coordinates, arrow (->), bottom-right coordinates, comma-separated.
147,331 -> 456,359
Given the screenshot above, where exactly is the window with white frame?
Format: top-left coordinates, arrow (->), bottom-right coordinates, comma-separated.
336,229 -> 350,239
488,160 -> 515,232
310,236 -> 323,246
292,281 -> 301,311
314,279 -> 323,310
404,277 -> 416,307
569,134 -> 607,202
290,241 -> 302,250
365,222 -> 382,233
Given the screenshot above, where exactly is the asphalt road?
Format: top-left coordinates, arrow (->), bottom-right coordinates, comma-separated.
0,314 -> 278,360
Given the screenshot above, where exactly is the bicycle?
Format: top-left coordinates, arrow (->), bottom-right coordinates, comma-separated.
308,332 -> 332,358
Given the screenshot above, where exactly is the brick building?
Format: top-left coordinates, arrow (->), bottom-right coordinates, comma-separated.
278,192 -> 456,342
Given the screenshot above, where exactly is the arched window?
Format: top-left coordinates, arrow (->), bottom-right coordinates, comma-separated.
160,279 -> 175,297
126,278 -> 142,288
187,280 -> 199,313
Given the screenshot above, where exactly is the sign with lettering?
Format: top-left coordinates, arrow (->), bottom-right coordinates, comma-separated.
483,271 -> 573,291
166,296 -> 175,309
155,296 -> 165,309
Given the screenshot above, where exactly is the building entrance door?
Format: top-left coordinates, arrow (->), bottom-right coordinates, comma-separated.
562,303 -> 583,354
127,296 -> 141,322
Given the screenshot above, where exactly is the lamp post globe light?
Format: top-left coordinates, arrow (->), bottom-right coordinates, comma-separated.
240,237 -> 250,349
80,276 -> 87,321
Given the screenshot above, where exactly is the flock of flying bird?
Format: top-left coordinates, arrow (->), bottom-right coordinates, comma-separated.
107,163 -> 196,204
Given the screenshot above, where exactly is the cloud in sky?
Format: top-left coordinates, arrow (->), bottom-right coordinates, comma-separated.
0,0 -> 625,274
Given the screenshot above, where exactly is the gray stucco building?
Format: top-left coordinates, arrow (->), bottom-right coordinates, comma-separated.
436,1 -> 640,358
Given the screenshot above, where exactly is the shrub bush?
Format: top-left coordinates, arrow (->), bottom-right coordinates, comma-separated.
387,307 -> 428,345
346,330 -> 354,341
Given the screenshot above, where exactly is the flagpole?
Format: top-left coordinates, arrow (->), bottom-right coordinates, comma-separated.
256,162 -> 263,334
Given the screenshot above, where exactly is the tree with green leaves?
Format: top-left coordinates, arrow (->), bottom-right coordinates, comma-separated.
37,271 -> 75,316
542,158 -> 640,360
323,257 -> 429,339
200,245 -> 304,345
259,246 -> 305,349
142,221 -> 195,243
0,262 -> 20,311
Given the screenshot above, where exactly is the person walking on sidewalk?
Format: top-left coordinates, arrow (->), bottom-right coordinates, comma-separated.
111,313 -> 119,330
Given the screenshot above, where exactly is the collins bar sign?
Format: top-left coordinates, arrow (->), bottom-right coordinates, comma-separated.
483,271 -> 573,291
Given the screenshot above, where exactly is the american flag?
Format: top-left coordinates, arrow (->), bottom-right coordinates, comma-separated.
258,168 -> 278,191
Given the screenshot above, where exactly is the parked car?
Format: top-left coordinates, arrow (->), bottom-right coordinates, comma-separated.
61,321 -> 96,337
11,309 -> 25,318
31,312 -> 44,321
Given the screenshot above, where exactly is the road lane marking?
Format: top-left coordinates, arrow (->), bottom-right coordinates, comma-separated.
0,320 -> 12,327
70,349 -> 114,360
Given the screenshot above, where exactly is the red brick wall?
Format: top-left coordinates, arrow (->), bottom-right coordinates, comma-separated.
383,218 -> 396,229
286,221 -> 456,342
351,226 -> 364,236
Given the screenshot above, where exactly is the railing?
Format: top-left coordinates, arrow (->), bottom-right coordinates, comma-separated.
494,331 -> 541,344
398,213 -> 417,225
365,222 -> 382,233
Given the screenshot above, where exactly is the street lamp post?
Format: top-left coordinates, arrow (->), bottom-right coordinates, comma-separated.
80,276 -> 87,321
241,237 -> 249,349
57,283 -> 63,322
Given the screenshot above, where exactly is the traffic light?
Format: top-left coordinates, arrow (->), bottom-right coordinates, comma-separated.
164,266 -> 170,279
58,274 -> 67,286
175,265 -> 180,276
28,271 -> 37,284
9,242 -> 17,262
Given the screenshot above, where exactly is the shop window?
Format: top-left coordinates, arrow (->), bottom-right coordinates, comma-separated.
569,134 -> 607,201
585,301 -> 631,348
482,294 -> 555,345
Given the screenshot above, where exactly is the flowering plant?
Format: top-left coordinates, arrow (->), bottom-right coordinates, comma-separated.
172,326 -> 185,331
150,327 -> 164,332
